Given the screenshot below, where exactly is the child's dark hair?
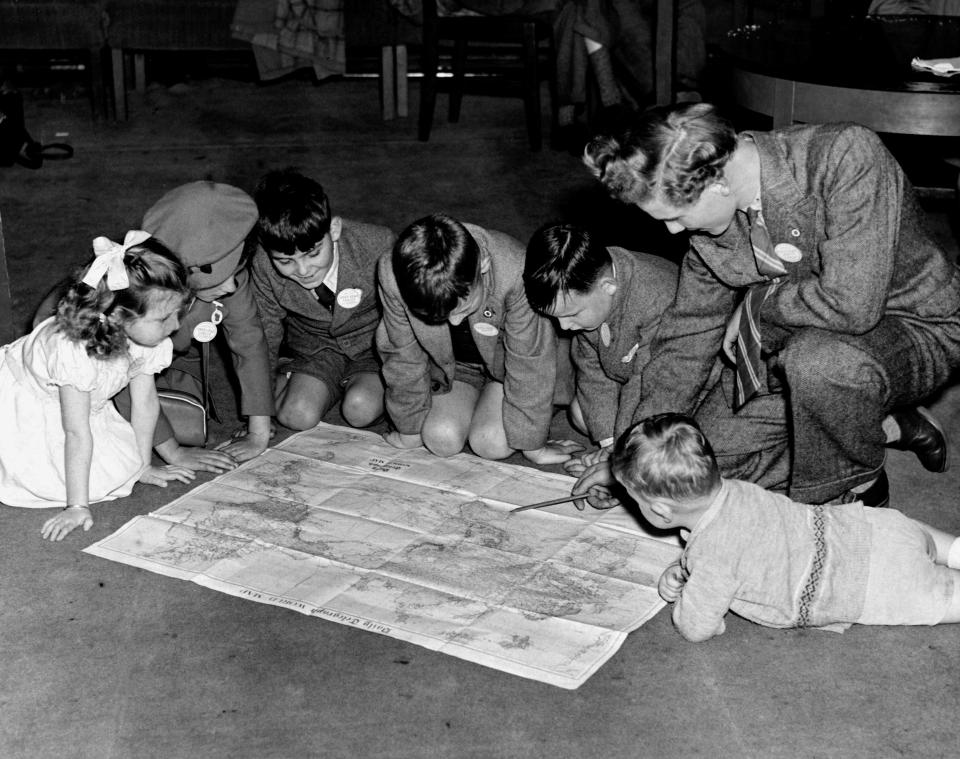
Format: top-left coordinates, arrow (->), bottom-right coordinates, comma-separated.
392,213 -> 480,324
254,167 -> 332,256
611,413 -> 721,501
56,236 -> 190,358
523,222 -> 612,313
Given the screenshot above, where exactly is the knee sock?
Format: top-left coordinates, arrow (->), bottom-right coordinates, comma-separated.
587,46 -> 621,108
948,536 -> 960,570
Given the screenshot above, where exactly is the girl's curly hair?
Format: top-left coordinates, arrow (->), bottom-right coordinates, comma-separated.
55,236 -> 190,359
583,102 -> 738,209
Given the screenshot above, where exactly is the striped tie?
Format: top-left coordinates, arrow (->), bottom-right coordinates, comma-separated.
733,208 -> 785,410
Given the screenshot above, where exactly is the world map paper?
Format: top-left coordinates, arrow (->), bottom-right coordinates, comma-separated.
84,423 -> 680,689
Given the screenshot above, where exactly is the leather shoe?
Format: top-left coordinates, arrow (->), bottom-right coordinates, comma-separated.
838,469 -> 889,509
889,406 -> 949,473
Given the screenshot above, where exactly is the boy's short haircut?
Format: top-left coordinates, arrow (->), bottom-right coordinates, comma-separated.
611,413 -> 721,501
254,168 -> 332,256
392,213 -> 480,324
523,222 -> 612,313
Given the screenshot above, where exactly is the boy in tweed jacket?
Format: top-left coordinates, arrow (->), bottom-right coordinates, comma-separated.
523,222 -> 678,472
251,169 -> 394,430
377,213 -> 581,464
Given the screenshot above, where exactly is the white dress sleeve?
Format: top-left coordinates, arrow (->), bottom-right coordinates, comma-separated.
42,330 -> 100,393
128,338 -> 174,377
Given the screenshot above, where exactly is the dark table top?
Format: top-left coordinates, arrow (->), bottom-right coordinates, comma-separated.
719,15 -> 960,94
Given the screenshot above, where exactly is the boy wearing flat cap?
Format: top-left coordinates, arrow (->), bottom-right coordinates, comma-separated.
142,180 -> 274,470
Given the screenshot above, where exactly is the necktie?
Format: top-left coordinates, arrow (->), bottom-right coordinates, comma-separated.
315,284 -> 336,312
733,208 -> 785,410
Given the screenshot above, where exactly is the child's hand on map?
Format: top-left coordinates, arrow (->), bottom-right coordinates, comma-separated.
383,430 -> 423,449
562,445 -> 610,476
41,506 -> 93,541
658,562 -> 688,603
571,460 -> 622,510
522,439 -> 584,465
214,415 -> 272,462
157,442 -> 238,474
139,464 -> 196,487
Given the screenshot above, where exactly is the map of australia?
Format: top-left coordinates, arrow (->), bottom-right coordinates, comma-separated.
85,423 -> 679,689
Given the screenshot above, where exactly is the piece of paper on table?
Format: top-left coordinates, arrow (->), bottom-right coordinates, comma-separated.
911,56 -> 960,77
84,422 -> 680,689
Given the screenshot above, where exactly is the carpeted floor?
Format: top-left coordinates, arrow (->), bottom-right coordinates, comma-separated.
2,69 -> 960,759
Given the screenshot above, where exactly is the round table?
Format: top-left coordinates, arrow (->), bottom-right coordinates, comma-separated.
719,15 -> 960,137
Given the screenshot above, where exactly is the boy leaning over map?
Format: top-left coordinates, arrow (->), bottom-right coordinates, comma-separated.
524,222 -> 678,474
376,212 -> 581,465
251,168 -> 395,431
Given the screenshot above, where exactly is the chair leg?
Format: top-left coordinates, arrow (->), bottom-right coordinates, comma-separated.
654,0 -> 675,106
418,31 -> 440,140
521,22 -> 542,151
396,44 -> 408,118
380,45 -> 396,120
449,38 -> 466,123
111,48 -> 127,121
134,53 -> 147,93
88,46 -> 108,121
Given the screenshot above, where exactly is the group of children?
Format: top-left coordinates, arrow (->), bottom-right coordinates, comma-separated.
2,166 -> 959,639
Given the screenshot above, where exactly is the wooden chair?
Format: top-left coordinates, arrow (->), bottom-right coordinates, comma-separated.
417,0 -> 555,151
344,0 -> 421,121
105,0 -> 250,121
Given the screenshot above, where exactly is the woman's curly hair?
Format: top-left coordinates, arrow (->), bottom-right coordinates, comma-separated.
583,102 -> 738,209
55,236 -> 189,359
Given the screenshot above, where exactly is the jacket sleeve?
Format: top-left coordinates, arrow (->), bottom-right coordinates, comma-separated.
221,269 -> 275,418
761,127 -> 901,335
571,334 -> 619,444
671,563 -> 738,642
500,276 -> 557,451
375,256 -> 433,435
634,250 -> 737,423
250,254 -> 287,375
613,363 -> 645,442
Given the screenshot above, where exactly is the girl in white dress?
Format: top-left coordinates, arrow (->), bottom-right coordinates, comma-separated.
0,231 -> 198,540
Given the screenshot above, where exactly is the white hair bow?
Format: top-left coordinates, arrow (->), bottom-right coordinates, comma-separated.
82,230 -> 152,290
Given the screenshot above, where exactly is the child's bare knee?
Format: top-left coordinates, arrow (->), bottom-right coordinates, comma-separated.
468,428 -> 512,460
341,387 -> 383,428
422,424 -> 466,458
276,399 -> 324,430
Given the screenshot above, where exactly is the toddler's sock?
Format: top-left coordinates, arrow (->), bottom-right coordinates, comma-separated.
948,536 -> 960,570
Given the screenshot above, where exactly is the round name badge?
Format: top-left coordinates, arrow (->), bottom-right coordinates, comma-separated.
336,288 -> 362,309
473,322 -> 499,337
193,321 -> 218,342
599,322 -> 612,347
774,243 -> 802,263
